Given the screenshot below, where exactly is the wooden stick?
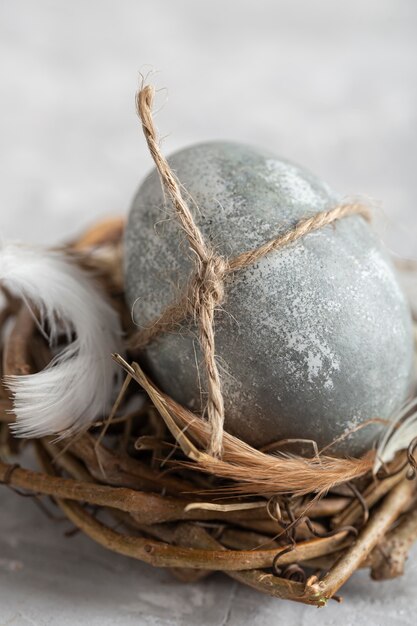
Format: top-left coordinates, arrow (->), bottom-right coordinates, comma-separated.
41,439 -> 93,483
296,497 -> 350,519
67,434 -> 194,495
0,459 -> 254,525
2,306 -> 34,376
159,522 -> 320,605
371,500 -> 417,580
41,441 -> 328,539
332,464 -> 409,528
0,458 -> 353,573
61,497 -> 350,572
0,459 -> 350,559
305,476 -> 416,603
71,217 -> 125,251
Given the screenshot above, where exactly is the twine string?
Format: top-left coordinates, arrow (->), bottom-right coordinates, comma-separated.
134,84 -> 371,457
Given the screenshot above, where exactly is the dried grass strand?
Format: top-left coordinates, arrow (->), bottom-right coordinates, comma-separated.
114,356 -> 374,497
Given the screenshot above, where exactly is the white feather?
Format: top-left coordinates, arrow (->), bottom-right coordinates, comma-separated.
0,242 -> 123,438
373,398 -> 417,473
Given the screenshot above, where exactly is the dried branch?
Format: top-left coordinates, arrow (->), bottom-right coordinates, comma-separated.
304,476 -> 417,603
371,500 -> 417,580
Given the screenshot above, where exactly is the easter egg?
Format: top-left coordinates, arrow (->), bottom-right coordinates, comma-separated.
124,142 -> 413,456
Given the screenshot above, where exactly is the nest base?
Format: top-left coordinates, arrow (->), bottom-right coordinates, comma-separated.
1,218 -> 417,607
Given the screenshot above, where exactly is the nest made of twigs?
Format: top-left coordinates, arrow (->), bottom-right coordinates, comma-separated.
1,218 -> 417,607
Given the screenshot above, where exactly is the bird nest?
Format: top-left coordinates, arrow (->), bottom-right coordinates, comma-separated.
1,216 -> 417,608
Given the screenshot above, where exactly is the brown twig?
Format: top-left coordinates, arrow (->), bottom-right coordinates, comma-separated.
305,476 -> 417,603
332,462 -> 410,528
2,306 -> 35,377
371,499 -> 417,580
67,433 -> 194,495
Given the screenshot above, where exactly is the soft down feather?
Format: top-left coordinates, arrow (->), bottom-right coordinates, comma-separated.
0,242 -> 123,437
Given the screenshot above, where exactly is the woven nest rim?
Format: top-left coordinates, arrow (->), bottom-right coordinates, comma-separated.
1,217 -> 417,606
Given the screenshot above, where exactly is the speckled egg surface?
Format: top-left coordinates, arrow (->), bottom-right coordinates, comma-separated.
125,142 -> 414,456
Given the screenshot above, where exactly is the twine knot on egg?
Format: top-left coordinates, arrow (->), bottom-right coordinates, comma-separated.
193,255 -> 229,315
132,85 -> 372,457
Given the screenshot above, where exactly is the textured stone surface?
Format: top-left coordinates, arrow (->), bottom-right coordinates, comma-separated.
125,142 -> 414,455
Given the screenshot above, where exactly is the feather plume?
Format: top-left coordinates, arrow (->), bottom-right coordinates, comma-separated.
373,398 -> 417,474
0,242 -> 123,438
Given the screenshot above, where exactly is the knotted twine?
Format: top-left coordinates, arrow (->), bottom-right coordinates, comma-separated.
132,85 -> 371,458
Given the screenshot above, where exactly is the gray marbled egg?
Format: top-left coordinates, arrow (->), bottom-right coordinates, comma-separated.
124,142 -> 414,456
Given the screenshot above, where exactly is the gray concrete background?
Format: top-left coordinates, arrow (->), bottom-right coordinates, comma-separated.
0,0 -> 417,624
